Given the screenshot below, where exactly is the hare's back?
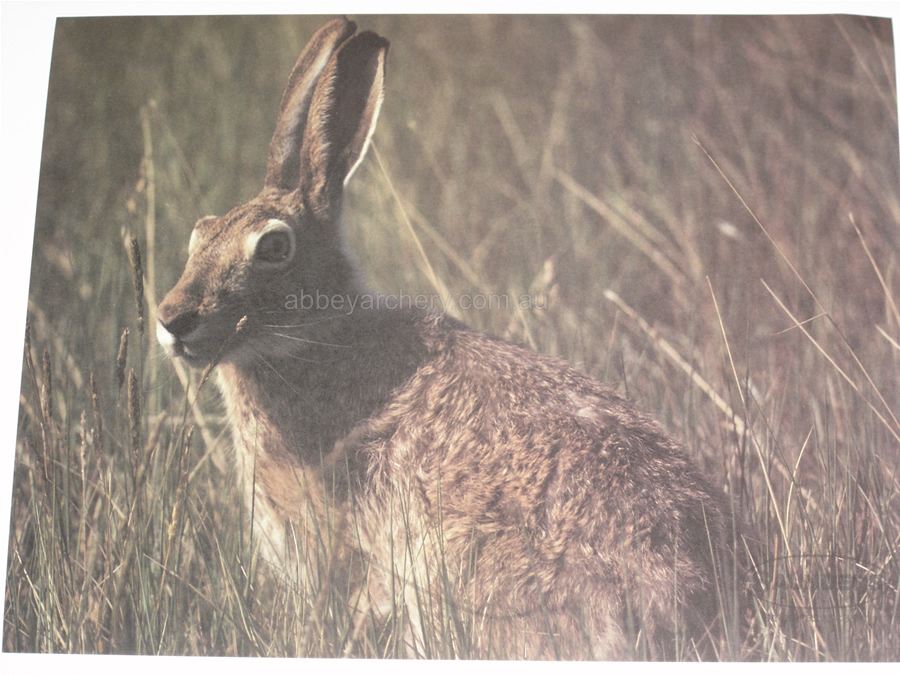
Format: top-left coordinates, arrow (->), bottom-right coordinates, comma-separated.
351,315 -> 731,650
372,315 -> 728,568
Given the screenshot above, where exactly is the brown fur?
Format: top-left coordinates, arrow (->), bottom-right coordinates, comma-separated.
157,18 -> 752,659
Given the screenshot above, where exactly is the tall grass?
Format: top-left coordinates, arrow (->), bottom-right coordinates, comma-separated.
4,15 -> 899,659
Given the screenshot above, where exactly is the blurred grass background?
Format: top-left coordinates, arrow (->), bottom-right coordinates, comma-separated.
4,14 -> 900,658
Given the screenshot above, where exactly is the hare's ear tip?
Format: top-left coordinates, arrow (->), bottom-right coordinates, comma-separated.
319,16 -> 357,38
336,15 -> 355,30
357,31 -> 391,55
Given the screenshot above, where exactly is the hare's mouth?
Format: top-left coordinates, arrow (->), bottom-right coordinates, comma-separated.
156,315 -> 252,368
156,320 -> 215,368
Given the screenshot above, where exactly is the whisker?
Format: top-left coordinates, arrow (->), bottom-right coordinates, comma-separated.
260,310 -> 354,326
256,348 -> 313,383
266,331 -> 351,349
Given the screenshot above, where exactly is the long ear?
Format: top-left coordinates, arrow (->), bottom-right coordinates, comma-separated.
299,30 -> 389,214
264,17 -> 358,191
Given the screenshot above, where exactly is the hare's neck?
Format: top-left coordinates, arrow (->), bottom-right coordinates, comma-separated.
211,308 -> 439,565
215,362 -> 358,568
216,307 -> 431,470
214,362 -> 335,473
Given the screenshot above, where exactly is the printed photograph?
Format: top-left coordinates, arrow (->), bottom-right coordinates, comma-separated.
3,12 -> 899,660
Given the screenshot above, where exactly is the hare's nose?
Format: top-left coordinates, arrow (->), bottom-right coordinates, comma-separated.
160,310 -> 199,339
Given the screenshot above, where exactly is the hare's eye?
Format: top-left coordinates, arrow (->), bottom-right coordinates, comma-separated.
247,219 -> 295,265
255,230 -> 294,263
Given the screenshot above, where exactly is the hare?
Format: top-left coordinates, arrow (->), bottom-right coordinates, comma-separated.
157,17 -> 751,660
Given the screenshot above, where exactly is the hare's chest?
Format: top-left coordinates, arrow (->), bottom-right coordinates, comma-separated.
214,365 -> 376,564
214,370 -> 304,547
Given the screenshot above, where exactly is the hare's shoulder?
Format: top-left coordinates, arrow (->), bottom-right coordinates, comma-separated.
409,311 -> 644,427
367,312 -> 727,557
381,311 -> 691,469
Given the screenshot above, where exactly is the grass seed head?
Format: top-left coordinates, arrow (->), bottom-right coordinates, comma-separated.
115,327 -> 129,390
127,368 -> 141,460
129,234 -> 145,335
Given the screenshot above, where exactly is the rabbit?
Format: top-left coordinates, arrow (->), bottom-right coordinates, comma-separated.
157,17 -> 753,660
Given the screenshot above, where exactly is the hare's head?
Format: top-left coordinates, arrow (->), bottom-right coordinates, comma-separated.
157,18 -> 388,368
